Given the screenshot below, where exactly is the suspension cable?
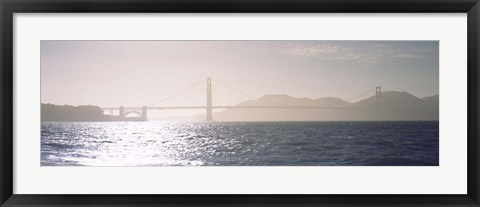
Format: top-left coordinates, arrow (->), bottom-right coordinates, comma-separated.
345,88 -> 376,103
147,79 -> 206,106
212,79 -> 288,106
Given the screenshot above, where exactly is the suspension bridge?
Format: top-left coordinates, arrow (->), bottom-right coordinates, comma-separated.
101,77 -> 382,121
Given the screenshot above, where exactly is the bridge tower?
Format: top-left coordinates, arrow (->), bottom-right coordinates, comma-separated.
375,86 -> 382,106
119,106 -> 125,118
206,77 -> 213,121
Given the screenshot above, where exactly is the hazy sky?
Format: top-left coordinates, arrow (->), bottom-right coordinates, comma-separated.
41,40 -> 438,116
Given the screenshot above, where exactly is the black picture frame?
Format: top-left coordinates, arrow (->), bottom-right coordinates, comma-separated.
1,0 -> 479,206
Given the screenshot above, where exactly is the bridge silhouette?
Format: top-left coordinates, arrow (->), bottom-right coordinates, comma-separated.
101,77 -> 381,121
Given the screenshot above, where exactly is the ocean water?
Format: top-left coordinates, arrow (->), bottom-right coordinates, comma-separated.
41,121 -> 439,166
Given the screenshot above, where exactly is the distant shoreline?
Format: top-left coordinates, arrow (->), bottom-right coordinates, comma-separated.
41,103 -> 150,122
42,91 -> 438,122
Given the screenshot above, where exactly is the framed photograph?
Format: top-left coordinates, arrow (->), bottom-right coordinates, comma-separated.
1,0 -> 479,206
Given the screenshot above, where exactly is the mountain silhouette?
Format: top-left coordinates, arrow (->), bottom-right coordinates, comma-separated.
42,103 -> 110,122
238,95 -> 351,107
213,91 -> 438,121
422,94 -> 439,111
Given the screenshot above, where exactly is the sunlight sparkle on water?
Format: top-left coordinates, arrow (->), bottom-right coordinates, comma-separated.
41,121 -> 439,166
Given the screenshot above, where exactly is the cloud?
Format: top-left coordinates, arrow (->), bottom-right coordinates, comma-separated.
281,43 -> 429,65
283,43 -> 378,64
392,53 -> 425,59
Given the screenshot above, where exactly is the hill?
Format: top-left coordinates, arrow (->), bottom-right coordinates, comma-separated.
41,103 -> 111,122
213,91 -> 438,121
422,95 -> 439,111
